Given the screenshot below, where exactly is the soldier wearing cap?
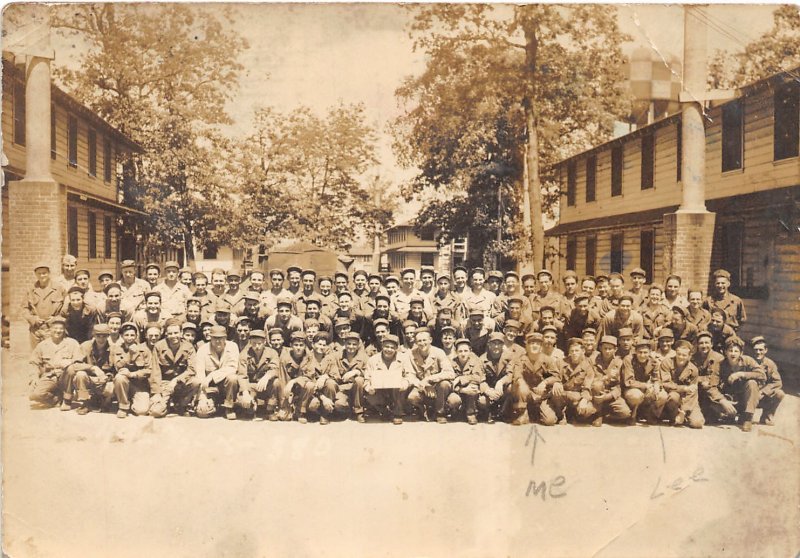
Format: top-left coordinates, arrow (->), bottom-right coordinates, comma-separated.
686,288 -> 712,332
29,316 -> 83,407
178,267 -> 194,289
703,269 -> 746,331
495,295 -> 533,339
23,262 -> 66,349
207,267 -> 228,306
368,318 -> 392,356
154,260 -> 192,319
195,324 -> 241,419
315,276 -> 338,319
133,291 -> 169,339
628,268 -> 648,308
182,321 -> 199,346
533,305 -> 564,338
264,296 -> 304,346
750,336 -> 784,426
621,338 -> 664,424
285,265 -> 303,297
598,294 -> 643,341
259,268 -> 291,317
329,331 -> 369,422
402,294 -> 431,328
331,271 -> 349,295
187,272 -> 214,320
279,331 -> 318,423
655,340 -> 704,428
615,327 -> 635,359
560,270 -> 580,312
106,312 -> 124,347
148,318 -> 200,418
143,262 -> 161,290
119,260 -> 150,315
53,254 -> 78,291
350,269 -> 371,314
692,330 -> 733,422
508,332 -> 561,426
301,295 -> 333,335
463,308 -> 491,357
228,329 -> 282,420
404,327 -> 456,423
98,282 -> 130,324
540,325 -> 564,363
384,275 -> 400,298
218,270 -> 245,316
493,271 -> 532,323
294,269 -> 319,316
392,267 -> 433,319
668,305 -> 699,347
581,327 -> 600,360
707,308 -> 736,353
530,269 -> 566,320
239,292 -> 266,330
501,320 -> 526,358
563,293 -> 601,344
447,338 -> 485,424
718,336 -> 765,431
486,270 -> 504,296
234,316 -> 253,352
480,332 -> 515,422
363,273 -> 388,313
588,335 -> 631,426
418,267 -> 436,300
653,328 -> 676,364
431,273 -> 466,328
333,290 -> 373,347
593,275 -> 611,311
61,285 -> 99,343
111,322 -> 153,418
598,272 -> 627,316
67,323 -> 116,414
640,284 -> 671,340
461,267 -> 496,328
364,334 -> 413,425
70,268 -> 104,310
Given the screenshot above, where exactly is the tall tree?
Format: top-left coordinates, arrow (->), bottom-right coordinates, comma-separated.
394,5 -> 630,269
234,103 -> 394,253
709,5 -> 800,88
49,4 -> 248,260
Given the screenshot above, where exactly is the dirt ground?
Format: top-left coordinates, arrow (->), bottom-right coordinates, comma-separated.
2,349 -> 799,558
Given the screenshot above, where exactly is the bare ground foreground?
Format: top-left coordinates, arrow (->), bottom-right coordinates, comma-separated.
2,349 -> 799,558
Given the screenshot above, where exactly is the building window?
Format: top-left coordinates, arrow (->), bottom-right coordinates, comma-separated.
585,236 -> 596,276
676,121 -> 682,181
421,252 -> 435,267
610,232 -> 624,273
67,206 -> 79,257
585,155 -> 596,202
204,242 -> 218,260
719,221 -> 743,288
566,238 -> 577,271
611,145 -> 623,197
104,138 -> 113,182
51,106 -> 57,160
13,82 -> 25,146
722,100 -> 743,172
88,129 -> 97,176
566,161 -> 576,206
774,81 -> 799,161
104,216 -> 113,258
640,229 -> 654,283
68,116 -> 78,168
418,228 -> 435,241
641,133 -> 654,189
88,212 -> 97,258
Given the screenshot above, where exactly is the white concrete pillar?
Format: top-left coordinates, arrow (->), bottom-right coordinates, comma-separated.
679,5 -> 707,212
23,55 -> 53,182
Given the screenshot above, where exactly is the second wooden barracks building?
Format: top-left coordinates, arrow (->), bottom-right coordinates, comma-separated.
546,66 -> 800,371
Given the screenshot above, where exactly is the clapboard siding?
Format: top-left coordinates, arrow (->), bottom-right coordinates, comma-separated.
66,200 -> 119,288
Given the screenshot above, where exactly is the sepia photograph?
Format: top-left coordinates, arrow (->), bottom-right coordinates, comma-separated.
2,2 -> 799,557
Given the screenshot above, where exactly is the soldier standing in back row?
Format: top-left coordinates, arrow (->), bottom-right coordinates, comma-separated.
23,262 -> 65,350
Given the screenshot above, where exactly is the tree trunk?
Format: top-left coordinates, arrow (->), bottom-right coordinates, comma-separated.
523,22 -> 544,273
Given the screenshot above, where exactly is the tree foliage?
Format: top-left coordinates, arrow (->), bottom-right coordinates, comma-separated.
50,4 -> 248,257
710,5 -> 800,88
232,103 -> 394,253
393,5 -> 631,267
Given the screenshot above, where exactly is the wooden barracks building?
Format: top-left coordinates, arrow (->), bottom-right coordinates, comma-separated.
546,66 -> 800,371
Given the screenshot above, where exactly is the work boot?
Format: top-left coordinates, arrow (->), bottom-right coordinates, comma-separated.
116,409 -> 127,419
760,414 -> 774,426
319,416 -> 330,425
298,414 -> 308,424
467,414 -> 478,426
60,400 -> 72,411
436,415 -> 447,425
76,405 -> 90,416
739,412 -> 753,432
355,413 -> 366,424
673,411 -> 685,427
392,417 -> 403,425
592,416 -> 603,427
226,409 -> 237,420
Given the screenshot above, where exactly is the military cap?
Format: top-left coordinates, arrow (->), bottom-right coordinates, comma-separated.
62,254 -> 77,264
725,336 -> 745,349
402,319 -> 418,329
618,294 -> 634,304
105,311 -> 123,321
236,316 -> 252,325
269,268 -> 285,278
634,338 -> 652,348
665,274 -> 683,284
317,275 -> 333,285
186,297 -> 202,306
453,265 -> 468,275
182,322 -> 198,332
617,327 -> 634,338
98,269 -> 114,280
609,272 -> 625,283
505,270 -> 520,280
103,282 -> 122,294
521,273 -> 535,283
145,324 -> 162,335
192,271 -> 208,281
630,267 -> 646,278
657,329 -> 674,340
507,296 -> 525,305
74,268 -> 91,278
541,325 -> 558,335
276,296 -> 293,308
120,260 -> 136,269
33,261 -> 51,272
372,318 -> 390,328
67,285 -> 85,295
119,321 -> 139,335
674,340 -> 694,352
709,307 -> 727,319
712,269 -> 731,280
600,335 -> 618,347
243,292 -> 260,303
436,273 -> 452,283
525,332 -> 544,343
437,307 -> 453,316
145,262 -> 161,272
382,334 -> 400,346
649,283 -> 664,292
144,290 -> 161,300
562,270 -> 578,280
163,261 -> 180,270
344,332 -> 361,342
368,273 -> 383,283
536,269 -> 553,279
303,318 -> 320,328
268,327 -> 284,337
286,265 -> 302,275
200,320 -> 215,328
384,275 -> 400,285
352,269 -> 368,279
334,317 -> 351,329
304,294 -> 322,306
574,293 -> 590,303
334,271 -> 349,280
208,325 -> 228,338
419,267 -> 435,277
400,267 -> 416,277
302,269 -> 317,277
92,323 -> 111,335
409,295 -> 425,306
595,274 -> 610,283
227,270 -> 242,279
567,337 -> 584,349
248,329 -> 266,339
164,318 -> 182,329
488,332 -> 505,343
539,305 -> 555,314
468,308 -> 484,318
336,290 -> 353,299
49,315 -> 67,326
440,325 -> 456,335
375,294 -> 391,305
671,305 -> 688,318
312,331 -> 329,343
696,330 -> 712,340
469,267 -> 486,278
290,331 -> 306,342
504,319 -> 522,330
214,300 -> 232,314
414,326 -> 432,336
454,338 -> 472,348
582,327 -> 598,336
488,270 -> 504,281
749,335 -> 767,347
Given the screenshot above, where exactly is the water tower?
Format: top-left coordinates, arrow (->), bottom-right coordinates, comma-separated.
625,47 -> 682,128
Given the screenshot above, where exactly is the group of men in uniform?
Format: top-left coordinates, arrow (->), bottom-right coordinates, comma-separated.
23,255 -> 785,431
